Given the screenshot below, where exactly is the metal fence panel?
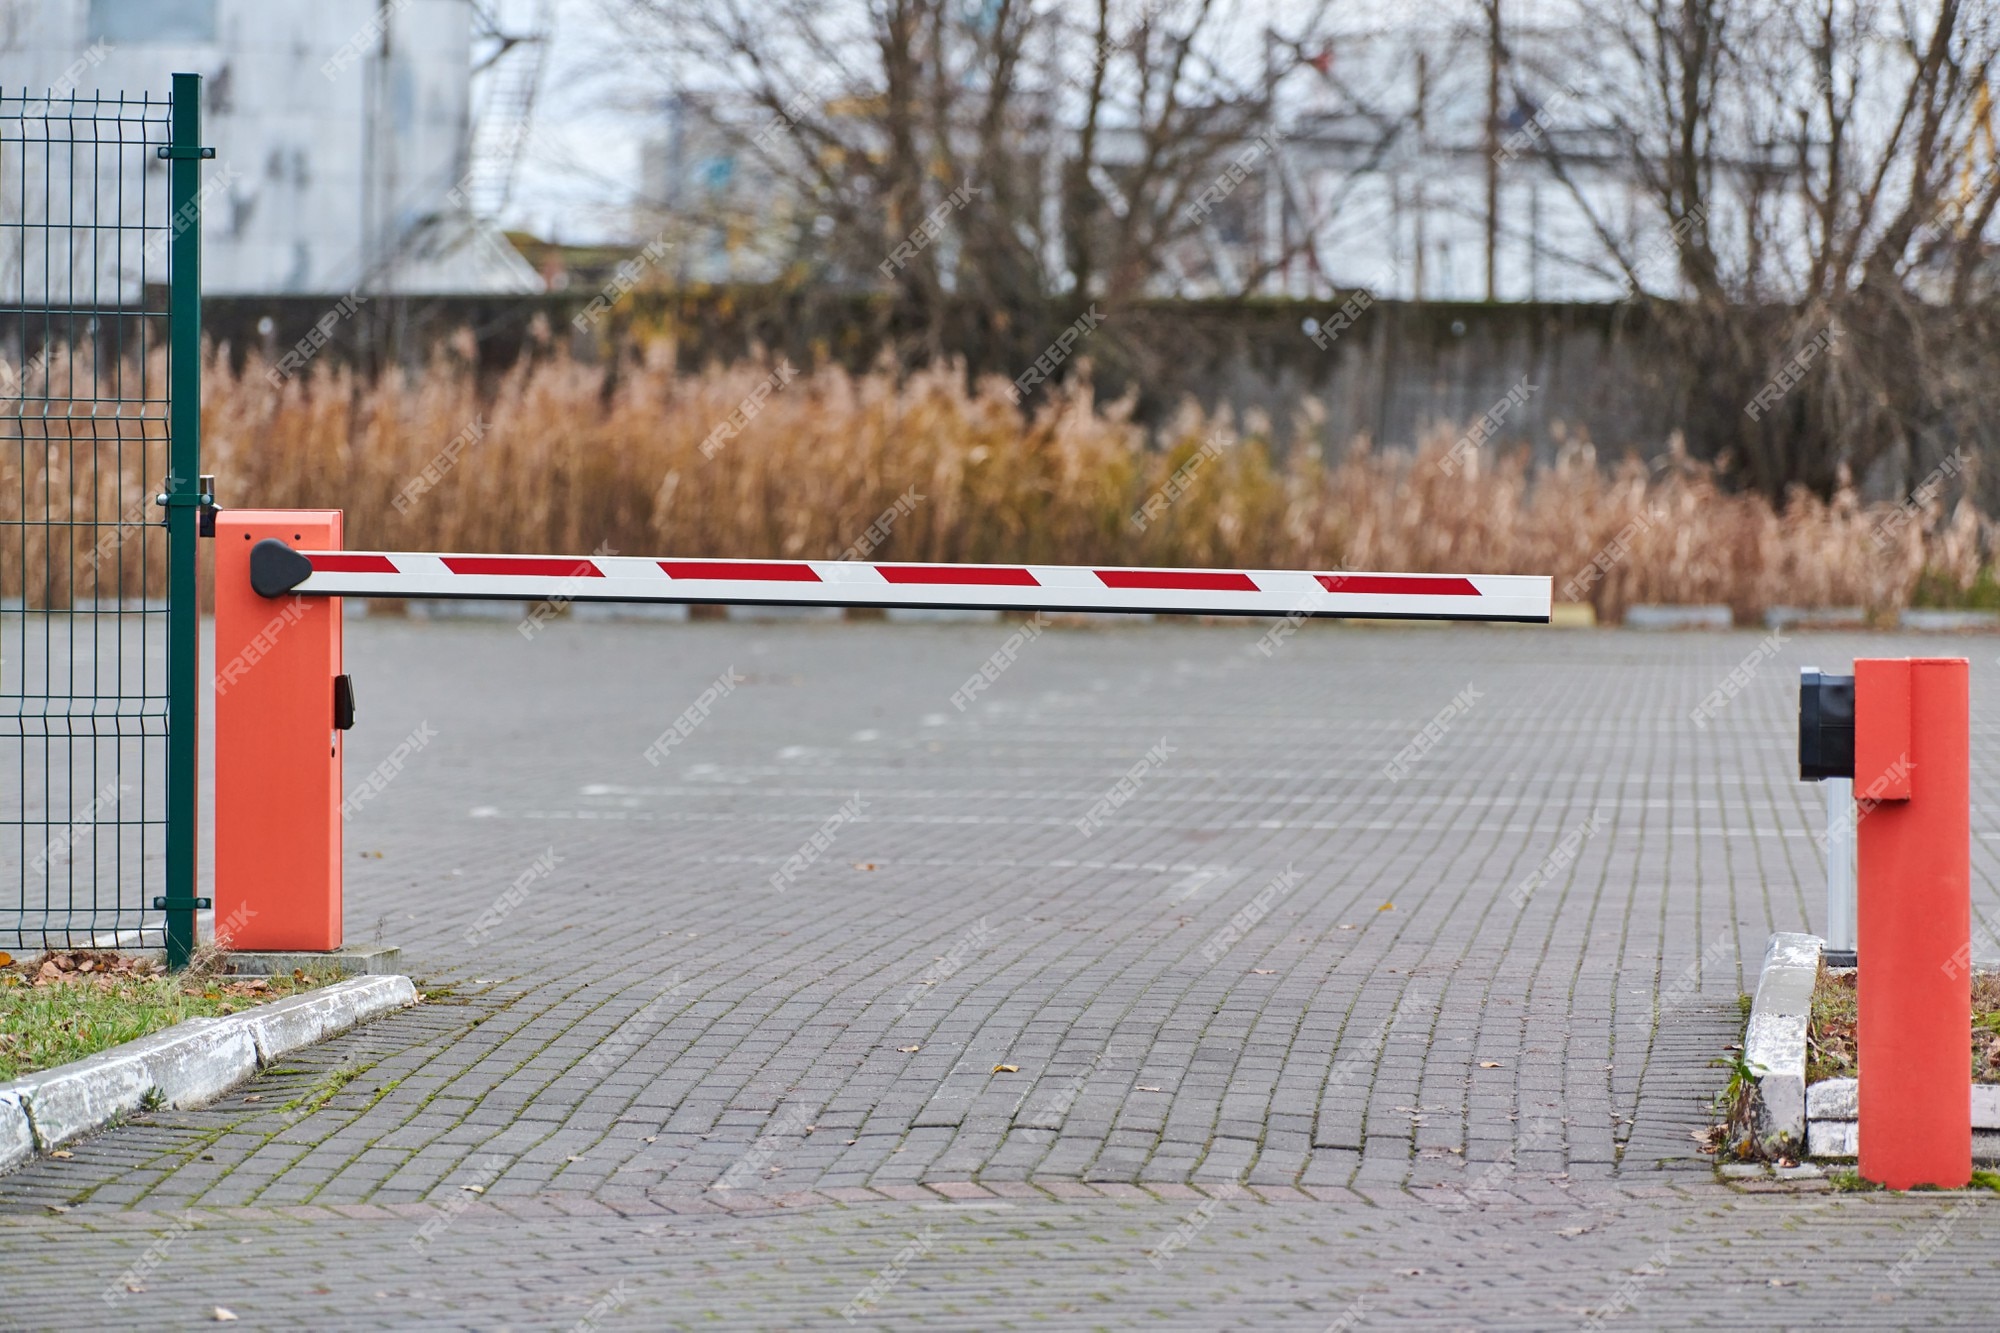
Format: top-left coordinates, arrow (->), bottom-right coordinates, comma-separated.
0,78 -> 201,961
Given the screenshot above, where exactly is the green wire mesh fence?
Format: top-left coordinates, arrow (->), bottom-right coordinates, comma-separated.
0,79 -> 202,963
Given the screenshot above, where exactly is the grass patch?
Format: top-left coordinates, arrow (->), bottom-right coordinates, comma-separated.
0,950 -> 336,1082
1806,965 -> 2000,1084
1807,967 -> 1859,1084
1706,1050 -> 1783,1161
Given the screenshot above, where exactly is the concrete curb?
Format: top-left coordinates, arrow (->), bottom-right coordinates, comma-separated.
237,976 -> 415,1065
0,1092 -> 30,1176
1898,608 -> 2000,632
1745,932 -> 1822,1151
1625,603 -> 1733,630
1764,605 -> 1865,631
1806,1076 -> 2000,1162
0,974 -> 416,1175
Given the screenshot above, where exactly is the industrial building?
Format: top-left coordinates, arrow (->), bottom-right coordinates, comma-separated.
0,0 -> 547,299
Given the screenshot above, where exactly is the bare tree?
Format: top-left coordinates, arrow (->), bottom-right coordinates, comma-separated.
604,0 -> 1349,370
1543,0 -> 2000,501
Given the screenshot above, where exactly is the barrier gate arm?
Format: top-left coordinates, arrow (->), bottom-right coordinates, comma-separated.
219,528 -> 1547,955
247,541 -> 1554,622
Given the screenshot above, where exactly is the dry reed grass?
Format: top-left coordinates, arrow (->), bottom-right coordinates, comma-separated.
8,340 -> 1988,622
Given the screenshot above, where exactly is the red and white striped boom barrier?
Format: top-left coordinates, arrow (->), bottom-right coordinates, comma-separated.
249,542 -> 1553,622
218,511 -> 1550,957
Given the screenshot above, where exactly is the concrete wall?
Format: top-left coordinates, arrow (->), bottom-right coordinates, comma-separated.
198,290 -> 1683,466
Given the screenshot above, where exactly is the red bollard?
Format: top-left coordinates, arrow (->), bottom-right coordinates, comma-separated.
1854,657 -> 1970,1189
213,510 -> 346,951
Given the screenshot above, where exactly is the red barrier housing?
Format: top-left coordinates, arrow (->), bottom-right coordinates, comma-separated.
214,511 -> 344,950
1855,657 -> 1970,1189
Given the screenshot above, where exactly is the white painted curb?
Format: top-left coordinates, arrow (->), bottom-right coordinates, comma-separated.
0,974 -> 416,1174
1745,932 -> 1821,1151
0,1092 -> 31,1176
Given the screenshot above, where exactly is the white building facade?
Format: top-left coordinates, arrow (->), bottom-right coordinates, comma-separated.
0,0 -> 539,298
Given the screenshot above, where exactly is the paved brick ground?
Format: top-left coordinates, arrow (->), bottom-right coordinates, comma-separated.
5,616 -> 2000,1327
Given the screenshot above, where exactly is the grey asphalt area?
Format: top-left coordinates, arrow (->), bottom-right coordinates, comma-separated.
3,614 -> 1998,1329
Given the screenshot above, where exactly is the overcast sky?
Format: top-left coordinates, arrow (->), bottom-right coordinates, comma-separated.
497,0 -> 654,244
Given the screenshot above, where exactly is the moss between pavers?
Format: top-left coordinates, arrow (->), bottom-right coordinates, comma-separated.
1806,966 -> 2000,1084
0,949 -> 337,1081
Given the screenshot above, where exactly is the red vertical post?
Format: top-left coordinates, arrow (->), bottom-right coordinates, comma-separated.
213,510 -> 345,951
1854,656 -> 1970,1189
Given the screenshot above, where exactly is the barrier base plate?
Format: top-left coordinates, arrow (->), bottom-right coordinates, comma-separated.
221,945 -> 404,978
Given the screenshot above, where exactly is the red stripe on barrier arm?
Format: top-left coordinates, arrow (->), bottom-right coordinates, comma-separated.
1316,574 -> 1480,597
309,553 -> 399,574
1095,569 -> 1260,592
877,565 -> 1040,586
443,556 -> 604,578
660,560 -> 821,582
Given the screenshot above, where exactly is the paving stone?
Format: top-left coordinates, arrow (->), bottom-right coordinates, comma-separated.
7,621 -> 1994,1321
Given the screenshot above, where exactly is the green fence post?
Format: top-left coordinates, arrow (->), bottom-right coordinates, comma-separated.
161,73 -> 210,969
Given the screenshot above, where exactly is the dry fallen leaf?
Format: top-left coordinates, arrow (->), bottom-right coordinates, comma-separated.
992,1064 -> 1020,1073
462,1184 -> 485,1193
1337,924 -> 1356,931
213,1310 -> 239,1323
1251,969 -> 1276,975
1478,1061 -> 1503,1069
643,1136 -> 658,1143
1378,903 -> 1395,912
50,1150 -> 73,1159
852,862 -> 877,871
1137,1085 -> 1165,1092
898,1045 -> 921,1053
